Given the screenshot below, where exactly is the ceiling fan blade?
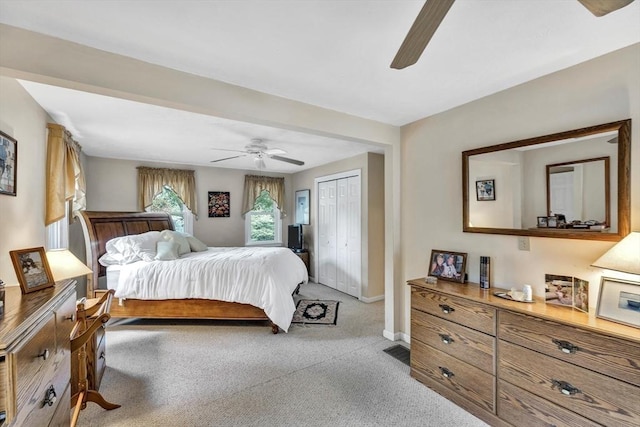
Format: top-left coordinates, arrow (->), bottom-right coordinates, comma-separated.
391,0 -> 455,70
577,0 -> 634,16
210,154 -> 246,163
210,148 -> 247,153
264,148 -> 286,156
270,155 -> 304,166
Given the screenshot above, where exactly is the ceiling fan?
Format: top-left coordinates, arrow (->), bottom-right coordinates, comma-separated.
390,0 -> 636,69
210,138 -> 304,169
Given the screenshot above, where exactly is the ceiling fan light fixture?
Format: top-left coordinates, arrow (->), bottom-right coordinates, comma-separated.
254,156 -> 266,170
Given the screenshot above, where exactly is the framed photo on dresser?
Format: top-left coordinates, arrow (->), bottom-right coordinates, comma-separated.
597,277 -> 640,328
9,247 -> 55,294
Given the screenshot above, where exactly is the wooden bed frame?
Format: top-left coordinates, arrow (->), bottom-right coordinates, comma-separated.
77,211 -> 280,333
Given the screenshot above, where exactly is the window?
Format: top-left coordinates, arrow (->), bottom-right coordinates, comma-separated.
245,190 -> 282,246
146,186 -> 193,234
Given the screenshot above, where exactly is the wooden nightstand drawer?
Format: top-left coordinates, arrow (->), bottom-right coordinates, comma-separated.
498,380 -> 600,427
411,338 -> 495,412
499,311 -> 640,386
411,308 -> 494,374
412,288 -> 495,335
499,340 -> 640,426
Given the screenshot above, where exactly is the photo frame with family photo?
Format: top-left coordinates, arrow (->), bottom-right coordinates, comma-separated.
9,247 -> 55,294
544,273 -> 589,313
428,250 -> 467,283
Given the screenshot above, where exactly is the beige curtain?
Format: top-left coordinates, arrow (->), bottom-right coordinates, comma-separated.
45,124 -> 87,225
137,167 -> 197,217
241,175 -> 286,217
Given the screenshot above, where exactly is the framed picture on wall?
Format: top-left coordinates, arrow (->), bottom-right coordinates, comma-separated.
476,179 -> 495,201
295,189 -> 310,225
0,130 -> 17,196
208,191 -> 230,217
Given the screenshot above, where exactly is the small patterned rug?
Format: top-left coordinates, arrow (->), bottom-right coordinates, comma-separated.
292,299 -> 339,325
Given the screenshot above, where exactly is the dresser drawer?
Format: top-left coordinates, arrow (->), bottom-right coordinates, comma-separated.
13,315 -> 70,427
499,311 -> 640,386
412,288 -> 495,335
411,338 -> 495,412
497,380 -> 601,427
499,340 -> 640,426
93,326 -> 107,389
54,293 -> 77,357
411,309 -> 495,374
47,384 -> 70,427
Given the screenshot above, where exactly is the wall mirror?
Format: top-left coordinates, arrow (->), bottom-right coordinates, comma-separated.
295,189 -> 310,225
462,119 -> 630,241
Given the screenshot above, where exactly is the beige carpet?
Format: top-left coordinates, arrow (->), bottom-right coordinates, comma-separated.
78,282 -> 488,427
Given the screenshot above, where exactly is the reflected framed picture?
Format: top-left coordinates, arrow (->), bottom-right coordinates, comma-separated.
428,249 -> 467,284
10,247 -> 55,294
295,189 -> 310,225
537,216 -> 548,228
596,277 -> 640,328
476,179 -> 495,201
0,130 -> 17,196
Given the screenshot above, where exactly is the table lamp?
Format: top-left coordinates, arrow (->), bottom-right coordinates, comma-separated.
46,248 -> 93,282
591,231 -> 640,279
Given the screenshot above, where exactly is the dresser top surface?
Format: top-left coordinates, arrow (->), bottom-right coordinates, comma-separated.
0,280 -> 76,349
408,278 -> 640,343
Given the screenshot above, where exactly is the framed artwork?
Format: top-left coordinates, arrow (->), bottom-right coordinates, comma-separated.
547,215 -> 558,228
208,191 -> 230,217
537,216 -> 548,228
0,130 -> 17,196
597,277 -> 640,328
295,189 -> 310,225
428,249 -> 467,283
476,179 -> 495,201
9,247 -> 55,294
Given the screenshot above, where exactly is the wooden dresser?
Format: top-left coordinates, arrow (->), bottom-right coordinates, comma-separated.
408,278 -> 640,427
0,280 -> 77,427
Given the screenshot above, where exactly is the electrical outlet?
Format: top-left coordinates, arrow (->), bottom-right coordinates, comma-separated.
518,236 -> 530,251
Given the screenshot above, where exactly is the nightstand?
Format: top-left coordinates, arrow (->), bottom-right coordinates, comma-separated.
293,250 -> 310,275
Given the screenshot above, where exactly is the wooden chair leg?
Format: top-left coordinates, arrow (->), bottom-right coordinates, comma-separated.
84,390 -> 121,410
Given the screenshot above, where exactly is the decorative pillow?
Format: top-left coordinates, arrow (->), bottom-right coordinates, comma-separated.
155,241 -> 180,260
104,231 -> 161,264
159,230 -> 191,255
185,235 -> 208,252
98,252 -> 126,266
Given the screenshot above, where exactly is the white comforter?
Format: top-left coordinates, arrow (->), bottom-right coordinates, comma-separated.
111,247 -> 308,332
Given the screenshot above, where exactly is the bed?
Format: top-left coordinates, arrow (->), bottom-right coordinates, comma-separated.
77,211 -> 308,333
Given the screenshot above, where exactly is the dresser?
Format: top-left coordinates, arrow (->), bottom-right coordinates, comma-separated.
0,280 -> 77,427
408,278 -> 640,427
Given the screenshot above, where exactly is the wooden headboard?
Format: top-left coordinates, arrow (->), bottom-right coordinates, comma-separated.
77,211 -> 174,296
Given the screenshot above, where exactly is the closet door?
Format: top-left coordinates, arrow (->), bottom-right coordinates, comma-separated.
336,177 -> 361,297
318,180 -> 337,289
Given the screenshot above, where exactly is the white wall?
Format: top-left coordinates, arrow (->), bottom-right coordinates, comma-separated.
400,43 -> 640,336
85,156 -> 292,247
0,77 -> 51,286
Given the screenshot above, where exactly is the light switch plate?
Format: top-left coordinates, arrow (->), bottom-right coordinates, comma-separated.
518,236 -> 530,251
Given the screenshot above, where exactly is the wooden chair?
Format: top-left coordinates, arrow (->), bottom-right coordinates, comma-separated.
70,289 -> 120,427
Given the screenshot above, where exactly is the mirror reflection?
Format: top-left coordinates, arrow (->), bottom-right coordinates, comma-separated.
462,120 -> 630,241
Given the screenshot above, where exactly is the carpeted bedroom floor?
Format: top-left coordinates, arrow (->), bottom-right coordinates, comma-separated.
77,282 -> 488,427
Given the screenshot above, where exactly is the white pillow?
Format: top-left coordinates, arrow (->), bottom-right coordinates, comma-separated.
104,231 -> 161,263
185,235 -> 208,252
159,230 -> 191,255
155,241 -> 179,260
98,252 -> 125,266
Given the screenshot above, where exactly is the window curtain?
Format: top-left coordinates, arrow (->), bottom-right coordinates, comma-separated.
241,175 -> 286,218
137,167 -> 197,217
45,123 -> 86,226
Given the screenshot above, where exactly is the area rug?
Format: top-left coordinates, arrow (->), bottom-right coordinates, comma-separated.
292,299 -> 339,325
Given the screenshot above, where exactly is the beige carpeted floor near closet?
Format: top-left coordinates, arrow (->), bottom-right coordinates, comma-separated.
78,282 -> 488,427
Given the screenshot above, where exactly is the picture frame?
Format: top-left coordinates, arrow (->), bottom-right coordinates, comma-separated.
0,130 -> 17,196
596,277 -> 640,328
428,249 -> 467,283
544,274 -> 574,308
295,189 -> 310,225
537,216 -> 548,228
208,191 -> 230,217
475,179 -> 495,201
9,247 -> 55,294
547,215 -> 558,228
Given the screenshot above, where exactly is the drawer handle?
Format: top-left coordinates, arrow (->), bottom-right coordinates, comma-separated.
65,314 -> 76,322
99,351 -> 106,360
37,349 -> 50,361
439,367 -> 455,378
438,304 -> 455,314
43,385 -> 57,407
552,339 -> 579,354
551,379 -> 581,396
439,334 -> 454,345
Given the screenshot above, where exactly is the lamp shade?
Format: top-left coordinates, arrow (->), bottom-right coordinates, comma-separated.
46,249 -> 92,281
591,232 -> 640,275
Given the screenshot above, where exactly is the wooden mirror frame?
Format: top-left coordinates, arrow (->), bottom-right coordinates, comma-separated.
462,119 -> 631,241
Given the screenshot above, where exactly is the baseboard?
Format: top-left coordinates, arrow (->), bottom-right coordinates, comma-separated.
383,329 -> 410,343
360,294 -> 384,303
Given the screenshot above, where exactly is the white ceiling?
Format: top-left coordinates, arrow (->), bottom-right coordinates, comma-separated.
1,0 -> 639,172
